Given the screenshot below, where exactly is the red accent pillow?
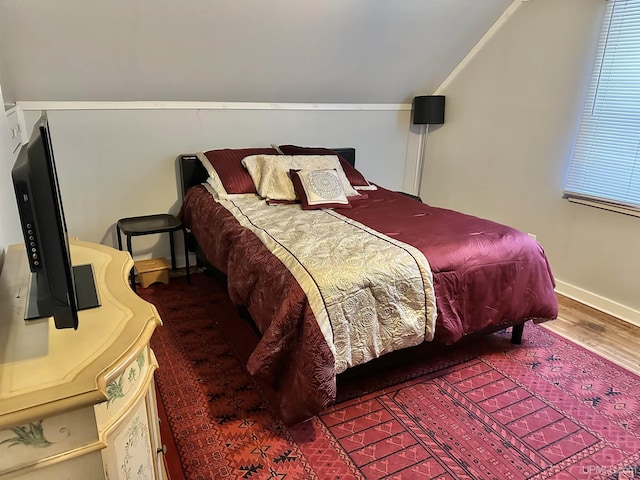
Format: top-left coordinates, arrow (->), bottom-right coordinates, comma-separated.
202,148 -> 279,194
290,169 -> 352,210
278,145 -> 371,188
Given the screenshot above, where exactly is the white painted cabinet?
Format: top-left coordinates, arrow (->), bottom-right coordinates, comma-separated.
0,241 -> 166,479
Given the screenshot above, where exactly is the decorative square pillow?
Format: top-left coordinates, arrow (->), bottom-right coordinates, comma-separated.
241,154 -> 360,201
278,144 -> 374,189
198,147 -> 279,195
290,169 -> 352,210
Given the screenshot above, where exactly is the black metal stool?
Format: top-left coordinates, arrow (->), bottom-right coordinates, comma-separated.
116,214 -> 191,290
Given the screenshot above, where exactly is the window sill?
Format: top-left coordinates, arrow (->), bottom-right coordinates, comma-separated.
565,196 -> 640,219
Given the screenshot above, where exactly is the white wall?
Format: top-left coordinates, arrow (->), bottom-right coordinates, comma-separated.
0,0 -> 511,267
0,0 -> 510,104
17,105 -> 414,264
425,0 -> 640,323
0,84 -> 19,274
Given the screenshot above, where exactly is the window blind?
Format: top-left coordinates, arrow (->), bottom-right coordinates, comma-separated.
564,0 -> 640,213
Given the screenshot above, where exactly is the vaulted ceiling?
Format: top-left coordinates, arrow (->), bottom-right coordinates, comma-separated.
0,0 -> 511,104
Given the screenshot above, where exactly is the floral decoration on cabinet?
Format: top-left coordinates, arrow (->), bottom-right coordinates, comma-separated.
0,420 -> 62,449
106,351 -> 147,408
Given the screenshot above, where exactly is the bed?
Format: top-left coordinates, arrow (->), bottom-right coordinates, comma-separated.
177,146 -> 558,425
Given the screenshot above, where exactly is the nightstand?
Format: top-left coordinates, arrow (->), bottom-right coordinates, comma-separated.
116,214 -> 191,290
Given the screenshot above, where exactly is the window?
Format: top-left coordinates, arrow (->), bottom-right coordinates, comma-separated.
564,0 -> 640,215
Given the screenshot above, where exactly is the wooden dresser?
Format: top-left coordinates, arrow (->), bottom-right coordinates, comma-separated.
0,240 -> 166,479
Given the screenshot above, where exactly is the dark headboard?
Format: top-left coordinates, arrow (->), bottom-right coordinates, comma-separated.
333,148 -> 356,167
178,148 -> 356,199
178,154 -> 208,199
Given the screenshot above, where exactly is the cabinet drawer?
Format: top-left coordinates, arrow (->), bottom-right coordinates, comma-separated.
95,346 -> 157,430
0,407 -> 100,477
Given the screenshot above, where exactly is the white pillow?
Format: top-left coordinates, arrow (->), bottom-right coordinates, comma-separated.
241,154 -> 360,201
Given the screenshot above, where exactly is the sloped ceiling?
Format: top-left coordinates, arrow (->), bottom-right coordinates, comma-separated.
0,0 -> 511,104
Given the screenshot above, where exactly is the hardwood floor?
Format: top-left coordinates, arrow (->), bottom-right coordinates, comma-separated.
543,294 -> 640,375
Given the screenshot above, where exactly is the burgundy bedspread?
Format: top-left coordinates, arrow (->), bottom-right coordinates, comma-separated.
338,189 -> 558,344
179,185 -> 558,425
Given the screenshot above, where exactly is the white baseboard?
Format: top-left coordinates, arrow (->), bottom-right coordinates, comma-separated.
555,279 -> 640,329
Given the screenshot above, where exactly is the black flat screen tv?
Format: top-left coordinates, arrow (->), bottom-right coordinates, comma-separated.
11,112 -> 100,329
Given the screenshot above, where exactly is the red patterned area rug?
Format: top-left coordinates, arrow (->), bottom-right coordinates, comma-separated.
141,273 -> 640,480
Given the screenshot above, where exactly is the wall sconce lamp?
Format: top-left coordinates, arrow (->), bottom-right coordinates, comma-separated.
412,95 -> 445,197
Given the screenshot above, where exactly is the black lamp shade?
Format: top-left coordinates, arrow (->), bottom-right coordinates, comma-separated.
412,95 -> 445,125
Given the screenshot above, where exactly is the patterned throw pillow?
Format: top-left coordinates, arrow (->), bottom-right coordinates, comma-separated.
290,169 -> 352,210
